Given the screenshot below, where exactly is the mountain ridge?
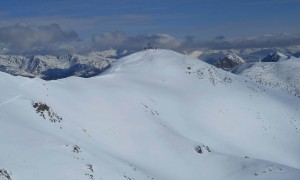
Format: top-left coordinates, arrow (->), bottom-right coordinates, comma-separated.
0,53 -> 113,80
232,56 -> 300,97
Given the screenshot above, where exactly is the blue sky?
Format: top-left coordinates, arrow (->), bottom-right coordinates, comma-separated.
1,0 -> 300,38
0,0 -> 300,54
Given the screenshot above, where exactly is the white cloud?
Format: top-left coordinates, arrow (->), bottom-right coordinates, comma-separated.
0,23 -> 79,54
92,32 -> 183,51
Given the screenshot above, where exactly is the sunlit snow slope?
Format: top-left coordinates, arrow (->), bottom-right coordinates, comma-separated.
232,57 -> 300,97
1,50 -> 300,180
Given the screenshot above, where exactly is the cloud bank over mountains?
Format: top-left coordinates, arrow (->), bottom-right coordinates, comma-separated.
0,23 -> 300,55
0,23 -> 79,54
186,34 -> 300,50
92,32 -> 182,51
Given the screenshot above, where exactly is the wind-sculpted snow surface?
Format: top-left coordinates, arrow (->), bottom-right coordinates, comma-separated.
232,57 -> 300,97
0,50 -> 300,180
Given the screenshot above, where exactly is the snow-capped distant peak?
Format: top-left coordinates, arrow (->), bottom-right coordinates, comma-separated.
214,53 -> 245,71
226,53 -> 246,63
260,52 -> 288,62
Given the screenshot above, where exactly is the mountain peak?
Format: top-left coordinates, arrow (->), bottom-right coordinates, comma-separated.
261,52 -> 288,62
214,53 -> 245,71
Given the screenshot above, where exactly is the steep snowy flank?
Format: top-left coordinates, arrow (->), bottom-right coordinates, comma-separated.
0,53 -> 112,80
260,52 -> 288,62
1,49 -> 300,180
232,56 -> 300,97
214,53 -> 245,71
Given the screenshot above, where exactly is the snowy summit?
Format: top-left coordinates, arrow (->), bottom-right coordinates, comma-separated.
214,53 -> 245,71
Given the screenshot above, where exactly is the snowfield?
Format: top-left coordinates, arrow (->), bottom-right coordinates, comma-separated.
0,50 -> 300,180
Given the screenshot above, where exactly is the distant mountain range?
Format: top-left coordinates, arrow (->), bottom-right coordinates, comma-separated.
0,46 -> 299,81
0,53 -> 113,80
206,50 -> 300,98
184,45 -> 300,63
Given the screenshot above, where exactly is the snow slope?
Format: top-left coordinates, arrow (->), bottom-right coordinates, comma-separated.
232,57 -> 300,97
1,49 -> 300,180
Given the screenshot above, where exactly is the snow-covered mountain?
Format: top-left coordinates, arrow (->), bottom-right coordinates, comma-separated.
214,53 -> 246,71
0,53 -> 113,80
231,56 -> 300,97
184,46 -> 300,63
1,49 -> 300,180
260,52 -> 288,62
